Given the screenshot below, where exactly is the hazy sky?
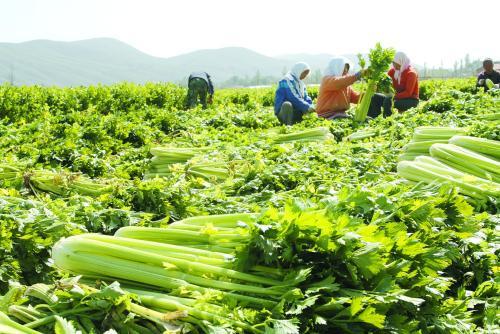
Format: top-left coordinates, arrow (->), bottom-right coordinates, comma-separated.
1,0 -> 499,67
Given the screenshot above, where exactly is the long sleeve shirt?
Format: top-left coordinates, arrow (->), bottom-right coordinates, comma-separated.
189,72 -> 214,95
274,74 -> 313,115
477,70 -> 500,91
388,67 -> 419,100
316,74 -> 360,119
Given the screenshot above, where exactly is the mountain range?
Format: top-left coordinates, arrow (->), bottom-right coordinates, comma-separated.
0,38 -> 360,87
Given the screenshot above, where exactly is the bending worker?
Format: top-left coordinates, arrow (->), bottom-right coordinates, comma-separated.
186,72 -> 214,109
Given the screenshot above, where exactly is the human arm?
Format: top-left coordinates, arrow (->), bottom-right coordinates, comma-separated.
303,89 -> 315,113
282,81 -> 313,113
206,73 -> 215,96
321,74 -> 358,92
304,88 -> 313,105
207,77 -> 214,104
476,73 -> 485,87
494,71 -> 500,85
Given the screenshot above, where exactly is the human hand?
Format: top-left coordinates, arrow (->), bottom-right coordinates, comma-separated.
355,69 -> 371,81
361,69 -> 372,78
478,79 -> 485,86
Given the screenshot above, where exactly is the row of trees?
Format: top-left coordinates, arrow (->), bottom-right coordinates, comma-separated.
219,54 -> 492,87
420,54 -> 486,79
219,68 -> 325,88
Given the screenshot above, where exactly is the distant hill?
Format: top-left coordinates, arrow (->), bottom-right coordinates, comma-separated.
279,53 -> 361,73
0,38 -> 359,87
0,38 -> 189,86
164,47 -> 293,84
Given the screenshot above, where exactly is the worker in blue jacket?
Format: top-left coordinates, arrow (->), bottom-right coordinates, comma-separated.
274,62 -> 315,125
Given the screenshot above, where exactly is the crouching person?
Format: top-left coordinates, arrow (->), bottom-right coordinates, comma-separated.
369,52 -> 419,117
274,62 -> 315,125
477,58 -> 500,91
316,57 -> 363,120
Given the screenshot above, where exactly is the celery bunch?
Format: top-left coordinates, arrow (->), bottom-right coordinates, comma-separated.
0,166 -> 114,196
397,158 -> 500,200
397,134 -> 500,200
449,135 -> 500,159
272,127 -> 331,144
0,164 -> 21,181
354,43 -> 395,122
399,126 -> 467,161
51,213 -> 308,332
430,143 -> 500,183
146,146 -> 211,179
146,146 -> 208,177
0,311 -> 41,334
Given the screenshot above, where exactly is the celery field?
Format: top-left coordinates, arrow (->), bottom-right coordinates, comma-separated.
0,78 -> 499,333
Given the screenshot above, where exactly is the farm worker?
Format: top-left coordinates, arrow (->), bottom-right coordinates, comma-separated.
186,72 -> 215,109
477,58 -> 500,91
369,52 -> 419,118
316,56 -> 365,120
274,62 -> 315,125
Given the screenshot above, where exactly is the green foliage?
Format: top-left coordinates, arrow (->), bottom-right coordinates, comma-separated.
358,43 -> 396,83
355,43 -> 395,122
0,78 -> 498,333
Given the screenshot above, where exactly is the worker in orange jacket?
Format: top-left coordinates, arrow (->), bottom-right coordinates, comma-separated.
316,57 -> 364,120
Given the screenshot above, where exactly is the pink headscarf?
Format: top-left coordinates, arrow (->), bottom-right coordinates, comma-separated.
393,52 -> 411,84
